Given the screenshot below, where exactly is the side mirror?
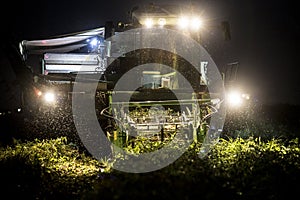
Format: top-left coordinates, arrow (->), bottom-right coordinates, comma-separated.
221,21 -> 231,41
105,21 -> 115,39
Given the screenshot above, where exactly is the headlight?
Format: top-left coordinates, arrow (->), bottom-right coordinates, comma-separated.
226,90 -> 251,108
191,17 -> 203,31
89,38 -> 99,47
242,93 -> 250,100
145,18 -> 154,28
44,92 -> 56,103
177,16 -> 203,30
178,16 -> 189,29
158,18 -> 166,27
227,91 -> 243,107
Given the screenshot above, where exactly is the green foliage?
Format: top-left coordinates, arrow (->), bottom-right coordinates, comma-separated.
0,137 -> 113,198
124,136 -> 166,154
88,137 -> 300,199
123,132 -> 179,154
204,137 -> 300,198
1,136 -> 300,199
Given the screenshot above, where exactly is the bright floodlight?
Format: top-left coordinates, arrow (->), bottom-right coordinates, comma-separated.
242,93 -> 250,100
158,18 -> 166,27
44,92 -> 55,103
191,17 -> 203,30
145,18 -> 154,28
178,16 -> 189,29
227,91 -> 243,107
90,38 -> 98,47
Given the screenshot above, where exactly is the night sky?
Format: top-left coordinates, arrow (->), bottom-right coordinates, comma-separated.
2,0 -> 300,105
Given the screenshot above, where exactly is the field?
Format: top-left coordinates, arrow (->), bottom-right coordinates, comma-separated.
0,102 -> 300,200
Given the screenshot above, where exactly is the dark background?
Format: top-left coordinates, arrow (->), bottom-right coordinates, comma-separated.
2,0 -> 300,105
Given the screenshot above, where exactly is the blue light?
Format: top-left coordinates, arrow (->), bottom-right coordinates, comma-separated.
90,38 -> 99,47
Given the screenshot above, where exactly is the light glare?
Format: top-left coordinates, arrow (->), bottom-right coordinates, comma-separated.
227,91 -> 243,107
158,18 -> 166,27
44,92 -> 55,103
145,18 -> 154,28
191,17 -> 202,30
178,17 -> 189,29
178,16 -> 203,30
90,38 -> 98,47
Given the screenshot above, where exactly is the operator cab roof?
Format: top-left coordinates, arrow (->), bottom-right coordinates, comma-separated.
20,27 -> 105,55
